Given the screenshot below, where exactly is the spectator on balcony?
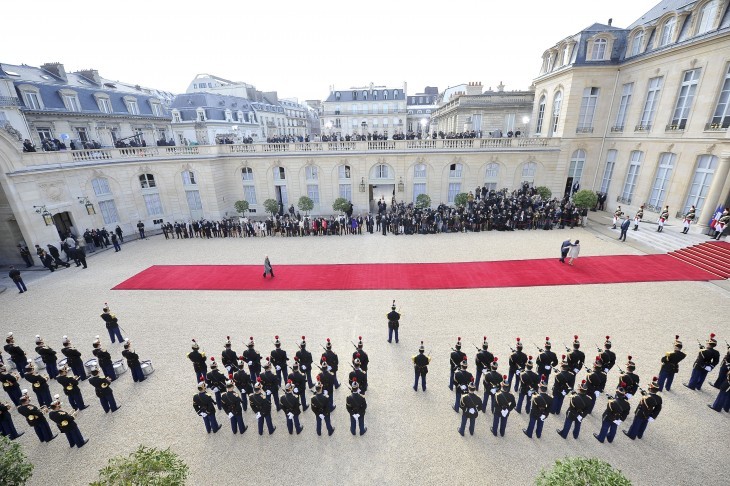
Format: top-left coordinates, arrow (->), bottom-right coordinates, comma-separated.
22,139 -> 36,152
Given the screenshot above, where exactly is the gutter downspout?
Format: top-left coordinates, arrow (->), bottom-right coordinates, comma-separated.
591,68 -> 621,191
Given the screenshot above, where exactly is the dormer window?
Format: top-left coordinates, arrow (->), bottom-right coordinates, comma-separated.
631,30 -> 645,56
697,0 -> 718,35
335,91 -> 340,100
150,101 -> 163,117
123,96 -> 139,115
660,17 -> 676,46
384,91 -> 388,100
19,85 -> 42,110
59,89 -> 80,112
98,97 -> 112,113
393,90 -> 399,97
363,90 -> 368,100
172,110 -> 181,123
591,38 -> 607,60
197,108 -> 206,122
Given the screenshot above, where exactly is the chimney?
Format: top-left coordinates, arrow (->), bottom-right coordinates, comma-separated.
76,69 -> 101,85
497,81 -> 505,92
466,81 -> 482,95
608,18 -> 613,26
41,62 -> 67,81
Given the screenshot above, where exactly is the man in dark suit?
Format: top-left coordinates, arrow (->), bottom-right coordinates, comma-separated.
619,215 -> 631,241
559,239 -> 572,263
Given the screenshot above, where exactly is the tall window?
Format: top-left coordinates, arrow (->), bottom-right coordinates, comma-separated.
485,163 -> 499,190
241,168 -> 257,204
186,190 -> 202,211
697,1 -> 717,34
274,167 -> 286,180
639,77 -> 663,129
621,151 -> 643,202
577,87 -> 600,131
601,150 -> 617,193
447,183 -> 461,203
683,155 -> 717,213
374,164 -> 390,179
449,163 -> 463,178
660,17 -> 676,46
648,153 -> 676,208
306,166 -> 319,204
143,193 -> 163,216
631,31 -> 645,56
614,83 -> 634,129
97,98 -> 112,114
23,91 -> 41,110
92,177 -> 119,224
522,162 -> 537,183
551,92 -> 562,135
568,150 -> 586,184
92,178 -> 112,196
414,163 -> 427,179
139,174 -> 156,189
127,101 -> 139,115
413,183 -> 426,203
63,95 -> 80,112
182,170 -> 196,185
98,200 -> 119,225
591,38 -> 607,60
535,96 -> 546,134
711,64 -> 730,128
671,69 -> 701,128
338,164 -> 351,200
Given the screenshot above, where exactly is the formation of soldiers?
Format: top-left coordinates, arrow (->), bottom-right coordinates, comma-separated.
0,306 -> 151,446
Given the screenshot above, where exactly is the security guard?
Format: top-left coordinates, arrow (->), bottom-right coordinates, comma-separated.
260,358 -> 281,411
206,358 -> 227,410
280,380 -> 304,434
220,380 -> 247,434
658,335 -> 685,391
89,367 -> 120,413
353,336 -> 369,372
61,336 -> 87,381
4,333 -> 28,378
449,337 -> 466,391
585,356 -> 607,414
321,339 -> 341,389
346,379 -> 367,436
0,363 -> 22,406
16,392 -> 56,442
508,337 -> 527,392
193,381 -> 221,433
453,358 -> 473,412
122,340 -> 146,382
221,337 -> 239,373
523,375 -> 553,438
48,394 -> 88,448
412,341 -> 431,392
492,375 -> 516,437
557,380 -> 589,439
515,356 -> 539,414
56,365 -> 88,411
242,337 -> 263,384
249,379 -> 276,435
598,335 -> 616,373
551,356 -> 575,415
566,335 -> 585,374
34,335 -> 59,379
232,358 -> 252,411
624,377 -> 662,440
188,339 -> 207,382
619,356 -> 640,398
270,335 -> 289,386
311,381 -> 335,436
536,337 -> 558,381
24,363 -> 52,407
594,384 -> 630,443
387,300 -> 401,343
481,357 -> 502,413
288,359 -> 308,411
457,378 -> 482,436
92,337 -> 116,381
474,336 -> 494,390
684,333 -> 720,390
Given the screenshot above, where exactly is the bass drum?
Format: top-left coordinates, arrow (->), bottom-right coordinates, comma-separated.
140,360 -> 155,376
112,359 -> 128,375
84,358 -> 98,374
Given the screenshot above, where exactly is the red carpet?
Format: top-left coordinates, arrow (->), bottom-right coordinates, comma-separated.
112,253 -> 722,291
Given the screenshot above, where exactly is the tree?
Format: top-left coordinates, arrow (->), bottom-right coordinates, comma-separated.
234,200 -> 249,215
263,199 -> 279,216
415,193 -> 432,209
297,195 -> 314,215
92,446 -> 189,486
536,186 -> 552,200
535,457 -> 631,486
0,435 -> 34,486
454,193 -> 469,207
573,189 -> 598,210
332,197 -> 350,213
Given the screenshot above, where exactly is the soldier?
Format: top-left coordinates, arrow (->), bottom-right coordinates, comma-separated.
474,336 -> 494,390
387,300 -> 401,343
594,384 -> 631,443
24,362 -> 52,407
193,381 -> 221,434
311,380 -> 335,436
243,337 -> 263,384
349,356 -> 368,394
658,335 -> 685,391
453,358 -> 473,412
48,394 -> 88,447
597,336 -> 616,373
221,336 -> 239,373
318,358 -> 336,411
612,206 -> 623,229
457,378 -> 482,436
88,367 -> 120,413
288,358 -> 309,411
585,356 -> 608,414
206,358 -> 227,410
0,363 -> 22,406
508,337 -> 527,392
232,357 -> 252,411
56,365 -> 88,411
346,379 -> 367,436
188,339 -> 207,382
481,357 -> 502,413
122,340 -> 146,382
4,332 -> 28,378
321,338 -> 340,389
352,336 -> 369,372
16,392 -> 56,442
100,305 -> 124,343
712,345 -> 730,389
260,358 -> 281,411
633,206 -> 644,231
551,356 -> 576,415
681,205 -> 695,234
684,333 -> 720,390
280,380 -> 304,434
557,380 -> 589,439
708,368 -> 730,412
515,356 -> 539,414
449,337 -> 466,391
412,341 -> 431,392
34,335 -> 59,379
624,377 -> 662,440
523,375 -> 553,439
92,337 -> 116,381
0,399 -> 22,440
221,379 -> 247,434
295,336 -> 315,389
270,335 -> 289,385
61,336 -> 87,381
566,335 -> 585,374
492,375 -> 516,437
249,379 -> 276,435
657,206 -> 669,232
619,356 -> 640,398
536,337 -> 558,381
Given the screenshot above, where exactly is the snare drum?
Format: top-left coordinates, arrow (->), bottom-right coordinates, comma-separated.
57,358 -> 68,369
84,358 -> 98,374
140,360 -> 155,376
34,356 -> 46,370
112,359 -> 128,375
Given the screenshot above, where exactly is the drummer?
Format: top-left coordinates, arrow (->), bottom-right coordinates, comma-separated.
92,337 -> 116,381
121,340 -> 146,383
34,336 -> 59,380
88,367 -> 121,413
61,336 -> 87,381
56,365 -> 88,411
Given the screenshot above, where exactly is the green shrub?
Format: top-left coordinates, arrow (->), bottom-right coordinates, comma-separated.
0,435 -> 33,486
454,193 -> 468,207
535,186 -> 552,200
415,193 -> 432,209
91,446 -> 189,486
234,200 -> 249,215
297,196 -> 314,215
263,199 -> 279,215
332,197 -> 350,213
535,457 -> 631,486
573,189 -> 598,209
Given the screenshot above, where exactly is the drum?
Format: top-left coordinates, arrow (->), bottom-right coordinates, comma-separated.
34,356 -> 46,370
84,358 -> 98,374
112,359 -> 128,375
57,358 -> 68,369
140,360 -> 155,376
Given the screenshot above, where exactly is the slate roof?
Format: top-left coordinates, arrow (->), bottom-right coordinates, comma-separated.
628,0 -> 696,29
325,87 -> 406,103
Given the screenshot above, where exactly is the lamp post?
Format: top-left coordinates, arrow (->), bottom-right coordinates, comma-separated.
33,205 -> 53,226
77,196 -> 96,215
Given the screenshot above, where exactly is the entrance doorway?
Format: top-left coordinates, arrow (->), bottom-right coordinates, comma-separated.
53,211 -> 77,239
369,184 -> 396,213
564,177 -> 574,198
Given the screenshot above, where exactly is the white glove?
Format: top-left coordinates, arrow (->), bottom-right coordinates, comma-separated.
544,366 -> 551,370
353,414 -> 360,419
256,412 -> 261,419
540,415 -> 546,421
460,385 -> 466,391
276,366 -> 281,371
626,393 -> 633,399
604,368 -> 609,373
287,413 -> 294,420
705,366 -> 712,372
573,368 -> 579,373
248,361 -> 253,366
576,415 -> 583,423
212,387 -> 219,393
228,412 -> 234,418
515,370 -> 521,375
200,412 -> 207,418
327,366 -> 332,371
324,391 -> 329,397
265,390 -> 271,396
648,417 -> 654,423
468,408 -> 476,414
318,414 -> 324,419
527,390 -> 534,397
490,388 -> 497,394
613,420 -> 621,425
595,391 -> 600,397
301,365 -> 306,370
501,409 -> 508,417
226,366 -> 232,372
294,388 -> 299,393
561,391 -> 567,396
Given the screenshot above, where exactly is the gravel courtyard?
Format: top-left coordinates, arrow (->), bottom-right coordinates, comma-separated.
2,227 -> 728,485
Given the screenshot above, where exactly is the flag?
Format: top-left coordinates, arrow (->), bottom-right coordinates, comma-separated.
709,204 -> 722,226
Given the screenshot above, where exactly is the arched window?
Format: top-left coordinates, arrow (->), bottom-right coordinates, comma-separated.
274,167 -> 286,180
241,168 -> 257,204
414,164 -> 427,178
697,1 -> 717,34
521,162 -> 537,183
631,30 -> 645,56
551,92 -> 563,135
362,91 -> 368,100
306,166 -> 319,204
373,164 -> 390,179
591,38 -> 607,60
535,95 -> 546,134
338,165 -> 351,200
139,174 -> 163,216
660,17 -> 676,46
449,163 -> 463,178
485,163 -> 499,191
569,150 -> 586,184
91,177 -> 119,224
139,174 -> 156,189
182,170 -> 196,185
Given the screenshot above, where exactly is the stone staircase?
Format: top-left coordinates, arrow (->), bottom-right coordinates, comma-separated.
668,241 -> 730,278
605,222 -> 710,253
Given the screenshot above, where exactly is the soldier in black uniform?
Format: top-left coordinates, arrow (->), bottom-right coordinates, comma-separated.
0,363 -> 22,406
619,356 -> 640,398
557,380 -> 589,439
585,356 -> 608,414
193,381 -> 221,433
221,336 -> 239,373
296,336 -> 315,388
474,336 -> 494,391
288,359 -> 308,411
624,377 -> 662,440
188,339 -> 207,382
515,356 -> 539,414
89,367 -> 120,413
565,335 -> 585,374
708,368 -> 730,412
4,333 -> 28,378
206,358 -> 227,410
387,300 -> 400,343
260,358 -> 281,411
685,333 -> 720,390
280,380 -> 304,434
318,359 -> 336,411
594,384 -> 631,443
311,381 -> 335,436
352,336 -> 369,372
492,376 -> 516,437
481,357 -> 502,413
508,337 -> 527,392
122,340 -> 146,382
453,358 -> 473,412
346,379 -> 367,436
321,338 -> 340,389
349,356 -> 368,394
249,380 -> 275,435
61,336 -> 87,381
34,335 -> 59,379
523,375 -> 553,438
48,395 -> 88,447
550,356 -> 576,415
457,378 -> 482,436
270,335 -> 289,385
712,345 -> 730,389
16,392 -> 56,442
56,365 -> 88,411
0,399 -> 22,439
243,337 -> 263,384
449,337 -> 466,391
412,341 -> 431,391
597,336 -> 616,373
658,335 -> 685,391
92,337 -> 116,381
24,363 -> 52,407
232,358 -> 252,411
221,379 -> 247,434
536,337 -> 558,381
100,305 -> 124,343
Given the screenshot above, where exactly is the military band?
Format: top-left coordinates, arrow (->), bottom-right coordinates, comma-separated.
4,333 -> 28,378
92,337 -> 116,381
122,340 -> 146,382
684,333 -> 720,390
88,367 -> 120,413
55,365 -> 88,411
100,305 -> 124,343
24,362 -> 52,407
0,399 -> 22,439
48,394 -> 88,448
34,335 -> 58,379
658,335 -> 685,391
188,339 -> 207,382
16,392 -> 56,442
61,336 -> 86,381
0,363 -> 22,406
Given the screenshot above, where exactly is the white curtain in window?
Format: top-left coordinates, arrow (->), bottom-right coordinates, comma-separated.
98,199 -> 119,224
143,193 -> 164,216
186,190 -> 203,211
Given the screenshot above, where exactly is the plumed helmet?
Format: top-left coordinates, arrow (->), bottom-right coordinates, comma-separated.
468,377 -> 476,391
482,336 -> 489,350
191,339 -> 200,350
501,375 -> 510,390
578,379 -> 588,392
648,376 -> 660,391
225,336 -> 232,347
673,335 -> 682,349
419,340 -> 425,352
708,333 -> 717,346
526,356 -> 534,368
35,335 -> 43,345
573,335 -> 580,348
300,336 -> 307,348
545,336 -> 551,348
604,335 -> 612,348
516,337 -> 523,349
325,338 -> 332,349
626,355 -> 635,370
491,357 -> 499,370
391,299 -> 396,310
263,357 -> 271,369
357,336 -> 364,348
247,336 -> 255,347
210,357 -> 218,369
455,337 -> 462,349
460,358 -> 468,369
274,335 -> 281,347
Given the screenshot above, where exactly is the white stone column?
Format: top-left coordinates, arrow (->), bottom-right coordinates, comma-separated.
698,152 -> 730,226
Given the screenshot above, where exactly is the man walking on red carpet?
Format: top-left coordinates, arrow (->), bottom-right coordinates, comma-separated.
263,255 -> 274,278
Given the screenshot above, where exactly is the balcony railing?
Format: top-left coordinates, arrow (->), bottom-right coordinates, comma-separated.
665,124 -> 685,132
0,96 -> 21,107
616,196 -> 632,204
575,127 -> 594,133
634,124 -> 652,132
704,122 -> 728,131
610,126 -> 624,132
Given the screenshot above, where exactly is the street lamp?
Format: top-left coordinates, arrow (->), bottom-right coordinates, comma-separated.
33,205 -> 53,225
78,196 -> 96,215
